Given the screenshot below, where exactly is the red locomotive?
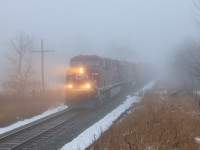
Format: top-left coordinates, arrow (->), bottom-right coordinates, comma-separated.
65,55 -> 137,108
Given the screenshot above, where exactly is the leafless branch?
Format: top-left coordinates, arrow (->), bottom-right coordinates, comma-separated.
6,32 -> 35,96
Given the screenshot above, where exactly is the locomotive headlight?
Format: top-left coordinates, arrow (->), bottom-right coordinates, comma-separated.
79,67 -> 84,74
84,83 -> 91,89
66,84 -> 73,88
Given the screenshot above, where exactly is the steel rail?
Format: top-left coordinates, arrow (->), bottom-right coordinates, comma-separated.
0,108 -> 87,150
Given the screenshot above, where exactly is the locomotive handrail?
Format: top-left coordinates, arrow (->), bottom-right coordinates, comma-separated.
99,79 -> 135,93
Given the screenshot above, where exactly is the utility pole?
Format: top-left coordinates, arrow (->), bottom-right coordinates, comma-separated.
32,39 -> 54,94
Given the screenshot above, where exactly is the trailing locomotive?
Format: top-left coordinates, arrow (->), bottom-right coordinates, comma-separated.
65,55 -> 137,108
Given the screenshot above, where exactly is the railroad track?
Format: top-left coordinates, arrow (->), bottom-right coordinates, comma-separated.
0,108 -> 88,150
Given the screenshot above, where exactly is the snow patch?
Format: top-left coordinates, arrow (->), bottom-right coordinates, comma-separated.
195,137 -> 200,144
141,80 -> 155,91
0,104 -> 68,135
134,80 -> 155,96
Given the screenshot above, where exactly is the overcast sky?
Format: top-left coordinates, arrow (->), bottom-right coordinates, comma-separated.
0,0 -> 199,84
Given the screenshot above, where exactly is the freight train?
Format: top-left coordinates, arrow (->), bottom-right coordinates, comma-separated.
65,55 -> 137,108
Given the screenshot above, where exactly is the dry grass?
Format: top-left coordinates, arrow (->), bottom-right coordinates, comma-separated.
0,90 -> 65,127
91,92 -> 200,150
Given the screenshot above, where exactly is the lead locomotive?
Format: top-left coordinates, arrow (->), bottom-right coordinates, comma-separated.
65,55 -> 137,108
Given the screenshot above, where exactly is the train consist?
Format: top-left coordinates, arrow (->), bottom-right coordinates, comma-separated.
65,55 -> 138,108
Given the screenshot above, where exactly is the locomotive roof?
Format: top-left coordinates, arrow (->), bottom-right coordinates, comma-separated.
71,55 -> 104,61
70,55 -> 135,65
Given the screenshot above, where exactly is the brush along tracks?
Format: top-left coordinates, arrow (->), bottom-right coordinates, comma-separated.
0,108 -> 88,150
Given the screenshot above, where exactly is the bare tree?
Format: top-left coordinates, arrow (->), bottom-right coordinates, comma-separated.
171,39 -> 200,93
193,0 -> 200,27
6,33 -> 35,96
180,40 -> 200,77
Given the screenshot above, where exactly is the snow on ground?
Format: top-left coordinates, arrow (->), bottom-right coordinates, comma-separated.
141,80 -> 155,91
195,137 -> 200,144
61,81 -> 155,150
0,104 -> 68,135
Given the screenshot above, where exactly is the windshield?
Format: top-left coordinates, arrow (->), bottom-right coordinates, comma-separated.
70,60 -> 102,67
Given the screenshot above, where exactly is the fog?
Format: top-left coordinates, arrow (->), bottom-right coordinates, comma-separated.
0,0 -> 199,86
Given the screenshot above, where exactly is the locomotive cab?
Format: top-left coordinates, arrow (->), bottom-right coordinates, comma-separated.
65,56 -> 102,107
